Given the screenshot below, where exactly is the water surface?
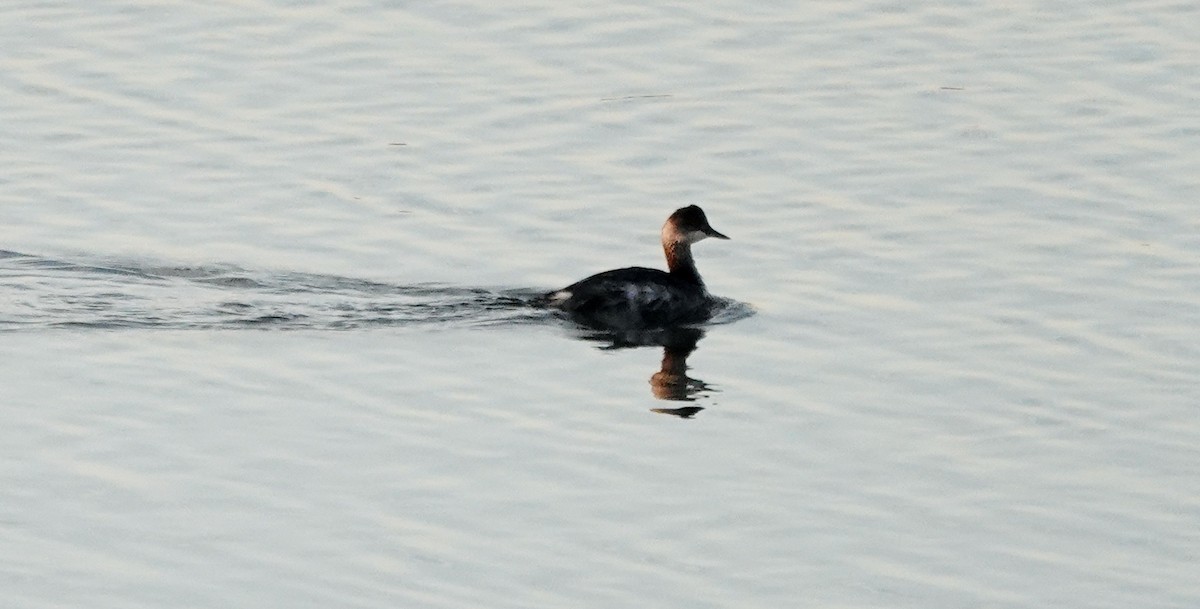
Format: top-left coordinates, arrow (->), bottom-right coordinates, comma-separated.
2,1 -> 1198,608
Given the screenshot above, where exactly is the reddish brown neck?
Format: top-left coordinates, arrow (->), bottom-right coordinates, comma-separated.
664,240 -> 703,286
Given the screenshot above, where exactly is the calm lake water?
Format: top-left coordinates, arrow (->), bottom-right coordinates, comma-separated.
3,1 -> 1198,608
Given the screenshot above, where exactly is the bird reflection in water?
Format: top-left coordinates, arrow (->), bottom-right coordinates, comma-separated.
579,326 -> 713,418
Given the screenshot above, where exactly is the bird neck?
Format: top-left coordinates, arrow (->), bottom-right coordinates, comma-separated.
664,239 -> 703,286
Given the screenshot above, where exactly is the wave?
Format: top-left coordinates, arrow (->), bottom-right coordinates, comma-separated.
0,250 -> 753,333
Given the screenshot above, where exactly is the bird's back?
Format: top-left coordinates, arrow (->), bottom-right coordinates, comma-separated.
543,266 -> 711,329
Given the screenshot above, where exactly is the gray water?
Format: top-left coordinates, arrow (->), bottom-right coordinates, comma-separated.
3,1 -> 1199,608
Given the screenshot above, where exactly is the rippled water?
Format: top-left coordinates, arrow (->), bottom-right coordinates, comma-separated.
3,1 -> 1199,608
0,249 -> 549,330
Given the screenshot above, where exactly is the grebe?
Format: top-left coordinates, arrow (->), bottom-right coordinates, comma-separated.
542,205 -> 729,329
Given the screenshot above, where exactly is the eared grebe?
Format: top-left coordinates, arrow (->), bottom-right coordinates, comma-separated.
542,205 -> 729,329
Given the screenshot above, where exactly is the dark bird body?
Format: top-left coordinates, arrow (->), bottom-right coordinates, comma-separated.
542,205 -> 728,330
